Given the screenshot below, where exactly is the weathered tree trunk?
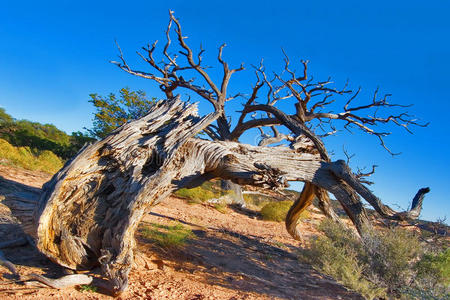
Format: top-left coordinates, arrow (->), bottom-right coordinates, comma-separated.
2,98 -> 429,295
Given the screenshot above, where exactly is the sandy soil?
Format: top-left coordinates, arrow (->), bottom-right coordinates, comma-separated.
0,164 -> 363,299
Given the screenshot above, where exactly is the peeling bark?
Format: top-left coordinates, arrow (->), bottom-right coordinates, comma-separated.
2,98 -> 428,294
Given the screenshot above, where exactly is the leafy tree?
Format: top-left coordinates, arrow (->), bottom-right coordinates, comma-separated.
88,87 -> 156,139
0,108 -> 13,124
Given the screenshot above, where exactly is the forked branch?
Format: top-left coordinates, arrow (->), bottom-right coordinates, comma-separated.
111,11 -> 244,140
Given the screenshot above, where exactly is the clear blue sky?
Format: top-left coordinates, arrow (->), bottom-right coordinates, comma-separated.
1,1 -> 449,222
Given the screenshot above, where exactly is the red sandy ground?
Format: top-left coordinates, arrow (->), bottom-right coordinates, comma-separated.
0,164 -> 363,299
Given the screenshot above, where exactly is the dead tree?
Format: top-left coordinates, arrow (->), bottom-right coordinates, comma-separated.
110,11 -> 342,222
1,11 -> 429,295
110,11 -> 428,239
3,98 -> 428,294
229,53 -> 429,239
111,10 -> 248,206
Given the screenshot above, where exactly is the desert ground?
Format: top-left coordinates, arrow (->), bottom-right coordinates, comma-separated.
0,164 -> 364,299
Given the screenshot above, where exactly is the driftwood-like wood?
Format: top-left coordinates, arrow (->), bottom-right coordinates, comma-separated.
27,273 -> 93,289
3,98 -> 429,294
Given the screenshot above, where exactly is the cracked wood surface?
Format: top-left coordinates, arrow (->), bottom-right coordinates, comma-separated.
2,98 -> 428,294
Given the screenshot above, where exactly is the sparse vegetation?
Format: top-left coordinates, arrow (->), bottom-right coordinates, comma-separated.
79,284 -> 98,293
410,248 -> 450,299
140,222 -> 194,249
300,219 -> 450,299
174,180 -> 232,204
213,203 -> 228,214
0,138 -> 63,173
260,200 -> 310,222
243,193 -> 273,210
175,186 -> 216,204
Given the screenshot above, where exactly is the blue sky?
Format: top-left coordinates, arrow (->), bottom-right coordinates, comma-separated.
1,1 -> 449,222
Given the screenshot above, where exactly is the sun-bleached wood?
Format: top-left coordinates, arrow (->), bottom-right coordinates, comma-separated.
2,98 -> 428,294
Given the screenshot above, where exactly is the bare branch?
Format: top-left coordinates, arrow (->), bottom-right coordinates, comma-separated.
355,165 -> 377,185
230,117 -> 282,141
258,126 -> 295,146
342,146 -> 355,164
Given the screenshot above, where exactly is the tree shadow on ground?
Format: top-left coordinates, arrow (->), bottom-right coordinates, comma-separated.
139,212 -> 364,300
0,176 -> 76,281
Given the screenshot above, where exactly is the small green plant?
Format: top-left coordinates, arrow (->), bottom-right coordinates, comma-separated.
174,181 -> 232,204
262,253 -> 274,261
79,284 -> 98,293
243,193 -> 271,210
260,200 -> 310,222
213,203 -> 228,214
175,186 -> 216,203
273,241 -> 287,249
140,222 -> 194,249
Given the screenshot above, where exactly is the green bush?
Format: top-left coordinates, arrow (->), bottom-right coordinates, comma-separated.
416,248 -> 450,286
361,226 -> 422,292
300,219 -> 386,299
300,219 -> 450,299
213,203 -> 228,214
411,248 -> 450,299
243,193 -> 272,210
140,222 -> 194,249
79,284 -> 98,293
0,138 -> 63,174
260,200 -> 310,222
174,181 -> 231,204
175,186 -> 216,204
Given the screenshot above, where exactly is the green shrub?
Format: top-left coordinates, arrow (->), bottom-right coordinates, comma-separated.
175,186 -> 216,204
79,284 -> 98,293
0,138 -> 63,173
243,193 -> 272,210
412,248 -> 450,298
300,219 -> 386,299
416,248 -> 450,286
140,222 -> 194,249
213,203 -> 228,214
300,219 -> 449,299
260,200 -> 310,222
361,226 -> 422,292
174,181 -> 231,204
